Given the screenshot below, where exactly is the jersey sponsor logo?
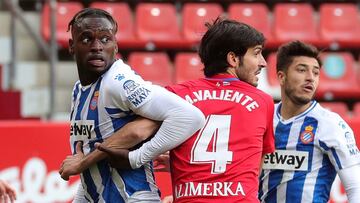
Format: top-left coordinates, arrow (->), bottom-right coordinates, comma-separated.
123,80 -> 139,94
184,90 -> 259,112
300,125 -> 314,144
262,150 -> 309,171
175,181 -> 245,199
70,120 -> 95,141
114,74 -> 125,81
127,87 -> 151,107
89,91 -> 99,111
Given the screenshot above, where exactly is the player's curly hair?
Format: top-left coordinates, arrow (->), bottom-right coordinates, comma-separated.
276,40 -> 322,73
67,8 -> 118,34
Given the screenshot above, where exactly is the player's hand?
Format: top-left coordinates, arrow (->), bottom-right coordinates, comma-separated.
95,143 -> 131,169
59,142 -> 84,181
161,195 -> 173,203
0,180 -> 17,203
154,151 -> 170,172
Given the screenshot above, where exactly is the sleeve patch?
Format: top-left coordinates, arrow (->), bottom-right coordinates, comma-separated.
123,80 -> 151,107
123,80 -> 140,94
345,132 -> 360,156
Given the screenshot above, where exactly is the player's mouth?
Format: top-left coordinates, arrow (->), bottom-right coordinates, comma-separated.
303,84 -> 314,93
87,55 -> 105,67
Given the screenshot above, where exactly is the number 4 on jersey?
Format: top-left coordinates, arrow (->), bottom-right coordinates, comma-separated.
190,115 -> 233,174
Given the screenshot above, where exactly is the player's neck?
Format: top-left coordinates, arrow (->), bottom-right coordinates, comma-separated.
280,98 -> 312,120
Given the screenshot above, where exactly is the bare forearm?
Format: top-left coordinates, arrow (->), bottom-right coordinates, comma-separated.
79,117 -> 160,171
105,117 -> 161,149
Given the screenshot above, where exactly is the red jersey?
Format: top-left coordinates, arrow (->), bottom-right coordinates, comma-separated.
166,74 -> 275,203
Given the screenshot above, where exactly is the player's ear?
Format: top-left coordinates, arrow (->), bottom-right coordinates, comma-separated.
277,70 -> 285,86
114,44 -> 118,55
69,39 -> 74,55
227,52 -> 239,68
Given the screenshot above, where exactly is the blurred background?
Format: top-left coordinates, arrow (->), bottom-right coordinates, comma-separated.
0,0 -> 359,202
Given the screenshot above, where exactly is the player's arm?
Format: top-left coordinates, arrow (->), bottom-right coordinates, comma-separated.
59,117 -> 161,180
128,86 -> 205,169
319,116 -> 360,202
97,86 -> 205,169
338,164 -> 360,202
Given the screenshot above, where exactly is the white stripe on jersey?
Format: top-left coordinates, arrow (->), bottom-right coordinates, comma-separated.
89,165 -> 105,202
260,101 -> 360,203
112,169 -> 130,200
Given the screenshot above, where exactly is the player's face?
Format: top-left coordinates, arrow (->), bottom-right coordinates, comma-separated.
69,17 -> 117,83
279,56 -> 320,105
235,45 -> 266,87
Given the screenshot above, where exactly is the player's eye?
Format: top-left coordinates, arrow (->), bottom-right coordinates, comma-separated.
313,69 -> 320,76
82,37 -> 90,44
101,37 -> 110,43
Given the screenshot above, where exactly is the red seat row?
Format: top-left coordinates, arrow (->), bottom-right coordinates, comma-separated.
41,2 -> 360,49
126,52 -> 203,86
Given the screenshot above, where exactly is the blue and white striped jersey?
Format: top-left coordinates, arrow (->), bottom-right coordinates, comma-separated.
259,101 -> 360,203
70,59 -> 160,202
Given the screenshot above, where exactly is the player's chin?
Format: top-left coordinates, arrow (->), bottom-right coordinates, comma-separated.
251,77 -> 259,87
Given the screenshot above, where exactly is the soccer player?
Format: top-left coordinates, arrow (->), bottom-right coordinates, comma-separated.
0,179 -> 16,203
59,8 -> 205,202
259,41 -> 360,203
97,18 -> 275,203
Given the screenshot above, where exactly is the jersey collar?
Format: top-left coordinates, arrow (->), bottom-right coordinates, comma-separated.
276,100 -> 318,123
206,74 -> 240,82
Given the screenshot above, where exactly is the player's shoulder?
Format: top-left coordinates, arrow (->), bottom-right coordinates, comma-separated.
313,103 -> 350,131
105,59 -> 134,78
167,79 -> 205,93
102,60 -> 143,86
236,80 -> 274,103
254,87 -> 273,102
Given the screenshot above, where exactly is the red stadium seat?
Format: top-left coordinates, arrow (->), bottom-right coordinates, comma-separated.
320,102 -> 349,118
0,90 -> 21,119
266,52 -> 279,88
135,3 -> 183,49
273,3 -> 320,45
182,3 -> 224,45
41,2 -> 83,49
319,3 -> 360,48
90,2 -> 143,49
128,52 -> 173,86
228,3 -> 275,48
174,52 -> 203,83
317,52 -> 360,100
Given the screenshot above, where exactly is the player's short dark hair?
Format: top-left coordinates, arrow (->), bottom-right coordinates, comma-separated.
276,40 -> 322,73
67,8 -> 118,34
199,17 -> 265,77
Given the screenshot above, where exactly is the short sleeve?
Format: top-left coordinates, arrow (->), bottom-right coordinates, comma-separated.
318,114 -> 360,171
